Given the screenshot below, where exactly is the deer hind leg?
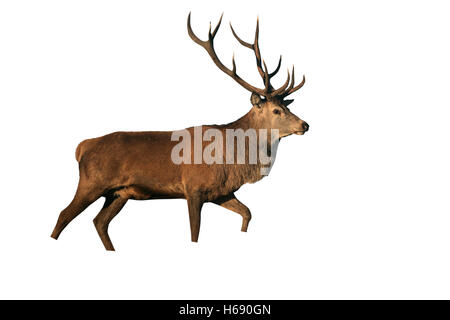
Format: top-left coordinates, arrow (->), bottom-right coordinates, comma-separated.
51,184 -> 102,240
93,192 -> 128,251
187,195 -> 204,243
213,193 -> 252,232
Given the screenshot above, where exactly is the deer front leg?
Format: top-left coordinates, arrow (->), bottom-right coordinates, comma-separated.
213,193 -> 251,232
187,195 -> 204,242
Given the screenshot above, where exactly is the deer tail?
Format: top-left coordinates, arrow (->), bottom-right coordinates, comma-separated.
75,140 -> 88,162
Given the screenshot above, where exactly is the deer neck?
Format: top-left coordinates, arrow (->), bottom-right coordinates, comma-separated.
220,108 -> 279,186
226,108 -> 261,130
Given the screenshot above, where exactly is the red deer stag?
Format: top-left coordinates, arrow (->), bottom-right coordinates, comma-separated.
51,13 -> 309,250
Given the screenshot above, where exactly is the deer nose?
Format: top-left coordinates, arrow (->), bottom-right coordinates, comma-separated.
302,122 -> 309,132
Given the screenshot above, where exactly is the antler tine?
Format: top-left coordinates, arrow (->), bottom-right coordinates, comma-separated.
253,18 -> 264,77
210,13 -> 223,39
271,69 -> 291,97
280,68 -> 306,98
262,60 -> 270,90
269,55 -> 282,79
285,65 -> 296,93
229,23 -> 252,48
187,13 -> 266,95
289,74 -> 306,95
187,12 -> 207,46
231,53 -> 236,73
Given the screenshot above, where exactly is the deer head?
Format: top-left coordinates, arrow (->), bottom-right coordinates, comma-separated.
187,13 -> 309,138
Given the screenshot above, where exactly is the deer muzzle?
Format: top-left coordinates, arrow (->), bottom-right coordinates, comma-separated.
294,121 -> 309,135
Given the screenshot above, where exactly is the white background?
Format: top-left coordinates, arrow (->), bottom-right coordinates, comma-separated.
0,0 -> 449,299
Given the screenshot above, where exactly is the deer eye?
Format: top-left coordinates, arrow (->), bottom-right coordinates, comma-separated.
273,109 -> 281,115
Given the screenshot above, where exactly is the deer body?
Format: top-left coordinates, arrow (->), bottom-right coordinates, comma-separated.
51,13 -> 309,250
74,125 -> 264,203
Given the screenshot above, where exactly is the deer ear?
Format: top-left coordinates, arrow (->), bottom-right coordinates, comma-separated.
283,99 -> 294,107
251,93 -> 262,107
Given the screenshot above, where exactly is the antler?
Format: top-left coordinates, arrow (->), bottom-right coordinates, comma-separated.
229,18 -> 282,88
187,13 -> 305,99
187,13 -> 267,96
279,66 -> 306,98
